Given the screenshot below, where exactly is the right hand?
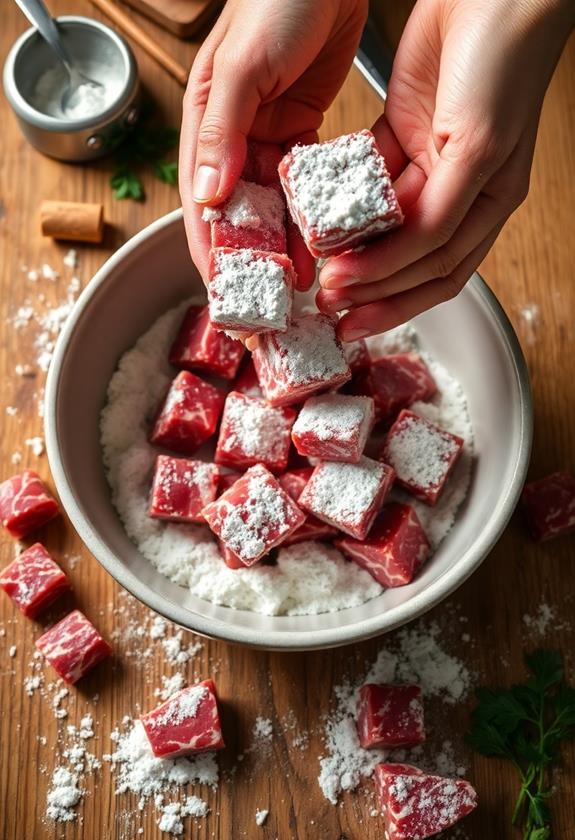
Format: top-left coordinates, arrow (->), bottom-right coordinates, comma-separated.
179,0 -> 368,291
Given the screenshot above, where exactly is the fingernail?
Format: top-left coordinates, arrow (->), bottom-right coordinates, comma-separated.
193,165 -> 220,203
321,273 -> 357,290
323,297 -> 353,313
342,327 -> 370,342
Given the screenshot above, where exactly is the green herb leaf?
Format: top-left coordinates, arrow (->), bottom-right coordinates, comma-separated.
526,649 -> 564,692
154,160 -> 178,185
468,650 -> 575,840
110,168 -> 144,200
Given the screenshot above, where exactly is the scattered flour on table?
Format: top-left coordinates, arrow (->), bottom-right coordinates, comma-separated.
101,305 -> 473,613
523,601 -> 571,638
104,718 -> 214,833
255,808 -> 269,826
318,619 -> 472,804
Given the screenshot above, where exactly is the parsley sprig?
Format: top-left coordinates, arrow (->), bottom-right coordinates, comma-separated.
110,119 -> 179,201
468,650 -> 575,839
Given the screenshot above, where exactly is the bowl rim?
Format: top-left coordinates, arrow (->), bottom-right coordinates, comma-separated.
3,15 -> 138,131
45,208 -> 533,651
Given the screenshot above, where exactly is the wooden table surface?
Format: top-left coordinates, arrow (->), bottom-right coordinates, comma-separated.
1,3 -> 574,838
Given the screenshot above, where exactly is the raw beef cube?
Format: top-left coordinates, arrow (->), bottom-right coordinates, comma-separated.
336,503 -> 430,587
141,679 -> 225,759
0,471 -> 60,539
150,371 -> 226,456
243,140 -> 283,186
374,763 -> 478,839
233,357 -> 263,398
278,130 -> 403,257
291,394 -> 375,463
343,338 -> 370,371
203,179 -> 287,253
218,539 -> 246,569
521,471 -> 575,542
208,247 -> 294,333
0,542 -> 70,618
169,304 -> 245,380
148,456 -> 219,523
382,410 -> 464,506
36,610 -> 111,684
298,456 -> 395,540
253,313 -> 351,407
278,468 -> 338,544
215,391 -> 296,472
218,470 -> 242,495
366,353 -> 437,421
202,464 -> 306,566
357,684 -> 425,749
278,467 -> 313,500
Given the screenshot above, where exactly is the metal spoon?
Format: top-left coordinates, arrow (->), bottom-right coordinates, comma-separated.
14,0 -> 104,116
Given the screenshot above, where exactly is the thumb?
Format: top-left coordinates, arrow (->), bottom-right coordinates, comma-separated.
192,59 -> 263,205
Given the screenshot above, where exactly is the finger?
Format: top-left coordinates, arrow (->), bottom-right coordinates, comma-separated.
191,50 -> 264,205
322,133 -> 506,290
180,42 -> 218,282
370,113 -> 409,180
319,190 -> 504,308
337,223 -> 503,341
287,219 -> 316,291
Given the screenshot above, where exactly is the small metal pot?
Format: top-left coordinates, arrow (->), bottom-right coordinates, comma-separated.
3,15 -> 140,162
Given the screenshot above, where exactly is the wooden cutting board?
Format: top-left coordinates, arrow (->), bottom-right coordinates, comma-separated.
121,0 -> 223,38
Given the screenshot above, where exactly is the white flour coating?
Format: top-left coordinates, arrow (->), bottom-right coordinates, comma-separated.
219,393 -> 292,461
283,131 -> 401,235
101,303 -> 472,613
385,413 -> 460,489
209,249 -> 291,331
259,314 -> 349,386
46,767 -> 82,821
292,394 -> 371,441
150,686 -> 208,728
301,458 -> 387,527
202,179 -> 284,231
318,620 -> 472,804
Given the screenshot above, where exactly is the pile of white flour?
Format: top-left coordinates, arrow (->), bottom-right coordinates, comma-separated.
100,302 -> 473,616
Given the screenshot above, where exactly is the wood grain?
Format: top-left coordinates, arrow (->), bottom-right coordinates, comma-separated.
1,2 -> 574,838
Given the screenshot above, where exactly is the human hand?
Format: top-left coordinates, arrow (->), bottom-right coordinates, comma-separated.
317,0 -> 575,341
179,0 -> 368,292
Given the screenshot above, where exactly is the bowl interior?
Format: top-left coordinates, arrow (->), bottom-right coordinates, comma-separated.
46,210 -> 532,649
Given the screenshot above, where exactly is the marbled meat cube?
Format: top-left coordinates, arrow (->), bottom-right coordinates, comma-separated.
335,503 -> 430,587
233,357 -> 263,398
291,394 -> 374,463
381,410 -> 464,506
374,763 -> 477,839
0,542 -> 70,618
521,471 -> 575,542
278,130 -> 403,257
150,371 -> 225,456
36,610 -> 111,684
141,679 -> 225,758
278,468 -> 338,544
0,470 -> 60,539
342,338 -> 370,371
208,248 -> 294,333
215,391 -> 296,473
203,179 -> 286,253
169,304 -> 245,380
357,684 -> 425,749
252,313 -> 351,407
298,456 -> 395,540
202,464 -> 306,566
365,353 -> 437,421
148,456 -> 219,523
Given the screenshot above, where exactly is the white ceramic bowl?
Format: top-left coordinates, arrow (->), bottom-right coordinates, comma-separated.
45,209 -> 532,650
